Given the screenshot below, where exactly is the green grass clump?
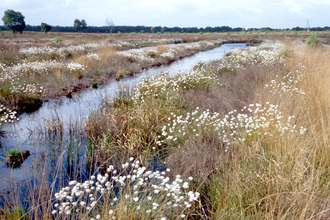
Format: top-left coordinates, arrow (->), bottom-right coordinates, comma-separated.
0,206 -> 29,220
282,47 -> 294,59
7,148 -> 20,157
53,37 -> 63,44
91,81 -> 98,88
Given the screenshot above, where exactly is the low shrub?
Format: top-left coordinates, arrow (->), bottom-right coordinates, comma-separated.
53,37 -> 63,44
305,34 -> 321,47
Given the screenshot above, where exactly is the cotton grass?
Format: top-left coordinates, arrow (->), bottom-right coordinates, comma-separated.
52,158 -> 200,220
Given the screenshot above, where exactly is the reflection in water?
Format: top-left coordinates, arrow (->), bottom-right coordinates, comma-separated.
0,44 -> 248,197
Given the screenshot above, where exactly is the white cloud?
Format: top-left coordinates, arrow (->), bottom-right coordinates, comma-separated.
283,0 -> 303,13
2,0 -> 23,7
64,0 -> 72,6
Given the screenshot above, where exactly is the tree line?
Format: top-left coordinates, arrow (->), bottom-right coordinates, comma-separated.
2,9 -> 330,34
2,24 -> 330,34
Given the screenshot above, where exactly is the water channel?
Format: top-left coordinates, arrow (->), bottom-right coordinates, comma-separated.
0,43 -> 248,201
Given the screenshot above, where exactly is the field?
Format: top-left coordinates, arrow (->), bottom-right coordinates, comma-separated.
1,31 -> 330,219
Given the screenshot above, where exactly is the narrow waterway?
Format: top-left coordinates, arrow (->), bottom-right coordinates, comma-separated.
0,43 -> 248,194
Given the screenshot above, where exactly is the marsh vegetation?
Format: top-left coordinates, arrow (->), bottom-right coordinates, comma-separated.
0,31 -> 264,112
1,32 -> 330,219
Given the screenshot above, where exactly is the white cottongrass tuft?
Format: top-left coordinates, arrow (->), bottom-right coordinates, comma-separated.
225,41 -> 286,66
158,103 -> 307,151
67,62 -> 85,72
0,105 -> 18,125
52,158 -> 200,219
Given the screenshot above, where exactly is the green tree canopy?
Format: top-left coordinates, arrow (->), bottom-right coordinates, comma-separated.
2,9 -> 25,34
80,19 -> 87,31
73,19 -> 87,32
41,22 -> 51,33
73,19 -> 81,31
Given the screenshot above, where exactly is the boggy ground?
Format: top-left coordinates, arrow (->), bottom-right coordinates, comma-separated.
1,31 -> 328,113
3,36 -> 330,219
0,32 -> 255,112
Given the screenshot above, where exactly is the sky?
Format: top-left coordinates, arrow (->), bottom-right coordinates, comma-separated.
1,0 -> 329,29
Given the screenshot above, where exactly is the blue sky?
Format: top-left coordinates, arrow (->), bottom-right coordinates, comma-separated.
1,0 -> 329,29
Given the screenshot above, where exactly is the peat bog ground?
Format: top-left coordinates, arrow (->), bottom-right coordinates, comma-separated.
1,31 -> 330,219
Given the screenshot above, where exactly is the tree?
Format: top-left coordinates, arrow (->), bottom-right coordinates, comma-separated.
105,18 -> 115,33
73,19 -> 81,32
161,27 -> 165,33
41,22 -> 51,33
80,19 -> 87,32
73,19 -> 87,32
306,19 -> 311,32
2,9 -> 26,34
150,27 -> 155,33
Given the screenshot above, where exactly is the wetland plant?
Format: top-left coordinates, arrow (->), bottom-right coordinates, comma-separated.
91,81 -> 98,89
5,149 -> 31,168
52,158 -> 200,220
6,148 -> 20,157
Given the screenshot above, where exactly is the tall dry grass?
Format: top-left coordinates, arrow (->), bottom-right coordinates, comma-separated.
207,45 -> 330,219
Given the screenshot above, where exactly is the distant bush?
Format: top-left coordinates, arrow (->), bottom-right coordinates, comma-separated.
305,34 -> 322,47
53,37 -> 63,44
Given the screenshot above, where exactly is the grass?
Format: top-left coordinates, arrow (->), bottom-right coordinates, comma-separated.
0,32 -> 255,112
0,206 -> 29,220
1,31 -> 329,113
53,37 -> 63,44
77,42 -> 284,218
305,34 -> 322,47
202,44 -> 330,219
52,158 -> 201,220
91,81 -> 98,88
80,41 -> 330,219
3,37 -> 330,219
6,148 -> 20,157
